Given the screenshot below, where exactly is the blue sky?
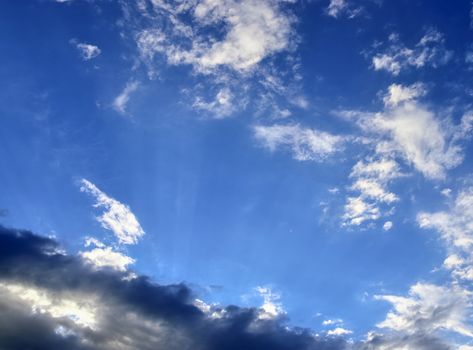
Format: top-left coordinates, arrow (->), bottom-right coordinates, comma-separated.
1,0 -> 473,348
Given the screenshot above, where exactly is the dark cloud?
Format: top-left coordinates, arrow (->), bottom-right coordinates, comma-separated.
0,226 -> 350,350
0,226 -> 461,350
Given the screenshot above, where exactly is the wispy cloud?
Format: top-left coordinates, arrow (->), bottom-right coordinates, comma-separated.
351,87 -> 472,180
122,0 -> 301,118
343,158 -> 402,226
112,81 -> 139,115
253,124 -> 347,161
337,83 -> 473,227
418,185 -> 473,282
326,0 -> 362,19
371,29 -> 453,75
79,179 -> 144,245
136,0 -> 296,74
375,283 -> 473,338
75,42 -> 101,61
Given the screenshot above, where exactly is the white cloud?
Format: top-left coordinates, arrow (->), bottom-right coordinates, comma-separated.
383,221 -> 393,231
326,0 -> 361,19
79,179 -> 145,245
0,283 -> 98,330
255,286 -> 285,320
382,83 -> 426,107
327,327 -> 353,336
130,0 -> 301,117
327,0 -> 346,17
136,0 -> 296,74
418,186 -> 473,283
322,318 -> 343,326
76,43 -> 101,60
343,158 -> 402,227
338,87 -> 472,227
343,196 -> 380,226
84,237 -> 105,248
80,247 -> 135,272
418,187 -> 473,249
441,188 -> 452,197
112,81 -> 139,115
361,101 -> 469,180
192,87 -> 235,118
253,124 -> 346,161
375,283 -> 473,338
372,29 -> 453,75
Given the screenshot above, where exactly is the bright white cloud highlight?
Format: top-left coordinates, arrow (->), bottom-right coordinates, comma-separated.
327,327 -> 353,336
80,179 -> 145,245
382,83 -> 426,107
361,102 -> 470,180
253,124 -> 346,161
0,283 -> 98,330
80,246 -> 135,272
383,221 -> 393,231
255,286 -> 285,320
375,283 -> 473,338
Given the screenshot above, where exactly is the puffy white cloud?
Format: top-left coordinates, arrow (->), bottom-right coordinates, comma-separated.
375,283 -> 473,338
136,0 -> 296,74
372,29 -> 453,75
443,254 -> 465,269
338,85 -> 472,227
79,179 -> 145,245
253,124 -> 346,161
382,83 -> 426,107
130,0 -> 301,117
361,102 -> 470,180
76,43 -> 101,60
112,81 -> 139,115
382,221 -> 393,231
80,246 -> 135,272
